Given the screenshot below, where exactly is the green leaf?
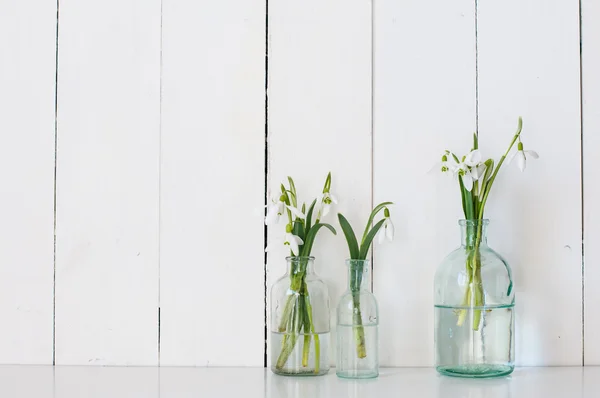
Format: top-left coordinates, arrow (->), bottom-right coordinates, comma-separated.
459,176 -> 474,220
482,159 -> 495,182
305,199 -> 317,234
280,184 -> 290,206
358,218 -> 386,260
287,177 -> 297,207
477,159 -> 495,217
338,213 -> 360,259
361,202 -> 393,244
458,177 -> 468,218
301,223 -> 337,257
324,172 -> 332,192
292,218 -> 305,243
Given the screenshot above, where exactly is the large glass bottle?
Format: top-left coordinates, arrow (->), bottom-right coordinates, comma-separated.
336,259 -> 378,379
434,220 -> 515,378
271,256 -> 330,376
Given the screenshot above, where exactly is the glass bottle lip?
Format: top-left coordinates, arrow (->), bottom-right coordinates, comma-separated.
458,219 -> 490,227
345,259 -> 370,265
285,256 -> 315,262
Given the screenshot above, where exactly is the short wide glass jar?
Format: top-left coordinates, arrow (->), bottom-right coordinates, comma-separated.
434,219 -> 515,378
270,256 -> 330,376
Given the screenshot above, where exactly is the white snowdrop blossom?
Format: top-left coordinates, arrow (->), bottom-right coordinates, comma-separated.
265,194 -> 286,225
377,208 -> 394,244
510,142 -> 539,172
464,149 -> 482,167
264,225 -> 304,256
316,191 -> 338,219
453,150 -> 486,192
283,223 -> 304,255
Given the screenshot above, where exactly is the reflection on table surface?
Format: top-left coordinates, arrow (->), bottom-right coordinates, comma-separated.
0,366 -> 599,397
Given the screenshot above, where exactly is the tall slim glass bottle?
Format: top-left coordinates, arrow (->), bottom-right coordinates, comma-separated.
336,259 -> 378,379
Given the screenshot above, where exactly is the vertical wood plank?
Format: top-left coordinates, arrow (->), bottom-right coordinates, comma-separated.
373,0 -> 477,366
55,0 -> 161,365
583,0 -> 600,365
478,0 -> 582,365
159,0 -> 266,366
0,1 -> 56,364
267,0 -> 372,366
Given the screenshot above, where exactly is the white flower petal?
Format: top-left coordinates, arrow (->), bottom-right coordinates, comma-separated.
329,193 -> 339,204
526,150 -> 539,159
265,206 -> 280,225
462,173 -> 474,191
386,219 -> 395,241
516,151 -> 526,172
471,164 -> 487,181
321,203 -> 331,217
465,150 -> 482,166
288,238 -> 299,256
378,228 -> 385,244
292,234 -> 304,246
277,201 -> 285,214
287,205 -> 306,219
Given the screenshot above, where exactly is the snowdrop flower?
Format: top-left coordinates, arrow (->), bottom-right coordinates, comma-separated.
284,224 -> 304,256
265,224 -> 304,256
316,191 -> 338,218
378,208 -> 394,244
265,194 -> 286,225
454,150 -> 486,192
464,149 -> 482,167
510,142 -> 539,172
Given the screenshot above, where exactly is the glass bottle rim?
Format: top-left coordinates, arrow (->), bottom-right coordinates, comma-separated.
345,259 -> 370,265
285,256 -> 315,261
458,219 -> 490,227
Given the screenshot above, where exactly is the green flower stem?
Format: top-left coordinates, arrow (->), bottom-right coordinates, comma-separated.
275,259 -> 321,373
352,292 -> 367,358
457,227 -> 485,330
303,282 -> 320,373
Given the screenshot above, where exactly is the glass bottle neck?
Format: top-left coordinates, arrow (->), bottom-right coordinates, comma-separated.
346,260 -> 371,292
286,257 -> 315,276
460,220 -> 489,248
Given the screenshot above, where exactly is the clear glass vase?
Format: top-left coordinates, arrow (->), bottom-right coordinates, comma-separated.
336,259 -> 378,379
270,256 -> 330,376
434,219 -> 515,378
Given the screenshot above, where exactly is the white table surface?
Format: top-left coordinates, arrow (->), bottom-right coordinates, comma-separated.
1,366 -> 598,397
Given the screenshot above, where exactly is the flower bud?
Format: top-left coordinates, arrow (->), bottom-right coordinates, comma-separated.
279,194 -> 287,202
384,208 -> 390,218
442,154 -> 448,162
518,142 -> 524,151
286,224 -> 293,233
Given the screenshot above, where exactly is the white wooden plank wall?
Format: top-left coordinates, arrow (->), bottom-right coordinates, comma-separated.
0,1 -> 595,366
267,0 -> 372,365
159,0 -> 265,366
477,0 -> 582,366
55,0 -> 161,365
0,1 -> 57,364
373,0 -> 477,367
583,0 -> 600,366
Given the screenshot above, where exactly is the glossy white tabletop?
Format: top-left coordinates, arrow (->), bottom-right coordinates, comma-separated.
1,366 -> 598,397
